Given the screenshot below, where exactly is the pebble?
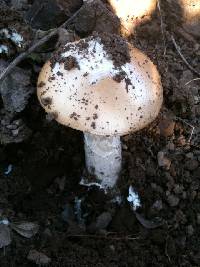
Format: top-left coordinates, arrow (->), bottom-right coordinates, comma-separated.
167,194 -> 179,207
152,200 -> 163,211
158,117 -> 175,137
157,151 -> 171,170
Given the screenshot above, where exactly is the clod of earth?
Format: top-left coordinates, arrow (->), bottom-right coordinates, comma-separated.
72,0 -> 120,36
37,32 -> 162,190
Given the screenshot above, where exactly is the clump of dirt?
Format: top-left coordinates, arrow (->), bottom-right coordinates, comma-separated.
96,32 -> 130,67
64,56 -> 79,71
50,32 -> 130,71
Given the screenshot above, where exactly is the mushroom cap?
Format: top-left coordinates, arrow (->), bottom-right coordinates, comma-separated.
37,35 -> 162,136
108,0 -> 156,35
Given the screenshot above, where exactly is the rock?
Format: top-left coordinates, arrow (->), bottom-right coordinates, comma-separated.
157,151 -> 171,170
72,0 -> 120,36
95,212 -> 112,230
0,60 -> 34,113
158,117 -> 175,137
25,0 -> 83,30
167,194 -> 179,207
27,249 -> 51,265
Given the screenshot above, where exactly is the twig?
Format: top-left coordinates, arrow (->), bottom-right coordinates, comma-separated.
185,78 -> 200,86
0,7 -> 82,82
171,35 -> 200,77
157,0 -> 166,56
67,234 -> 140,241
176,117 -> 195,144
165,236 -> 171,263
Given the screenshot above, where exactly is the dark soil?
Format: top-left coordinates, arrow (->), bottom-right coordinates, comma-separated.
0,0 -> 200,266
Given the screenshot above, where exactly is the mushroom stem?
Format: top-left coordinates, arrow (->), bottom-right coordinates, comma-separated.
84,132 -> 122,189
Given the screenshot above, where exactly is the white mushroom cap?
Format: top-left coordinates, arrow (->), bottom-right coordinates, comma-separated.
37,35 -> 162,136
108,0 -> 156,35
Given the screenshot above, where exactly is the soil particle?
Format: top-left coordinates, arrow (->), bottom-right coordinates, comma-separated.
167,194 -> 180,207
91,121 -> 96,129
113,71 -> 126,83
70,112 -> 80,120
38,81 -> 46,88
97,32 -> 130,67
41,97 -> 52,108
64,55 -> 79,71
158,117 -> 175,137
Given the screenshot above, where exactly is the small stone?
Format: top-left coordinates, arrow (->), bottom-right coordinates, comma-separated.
186,225 -> 194,236
185,159 -> 199,171
27,249 -> 51,265
158,117 -> 175,137
157,151 -> 171,170
152,200 -> 163,211
95,212 -> 112,230
167,194 -> 179,207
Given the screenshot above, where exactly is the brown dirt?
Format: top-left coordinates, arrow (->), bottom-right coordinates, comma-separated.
0,0 -> 200,266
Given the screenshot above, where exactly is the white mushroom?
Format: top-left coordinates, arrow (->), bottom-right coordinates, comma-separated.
37,34 -> 162,189
108,0 -> 156,35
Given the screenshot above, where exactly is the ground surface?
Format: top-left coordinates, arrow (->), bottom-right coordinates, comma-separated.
0,0 -> 200,266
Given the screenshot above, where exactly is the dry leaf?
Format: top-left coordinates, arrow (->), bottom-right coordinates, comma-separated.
0,224 -> 11,248
10,222 -> 39,238
134,212 -> 164,229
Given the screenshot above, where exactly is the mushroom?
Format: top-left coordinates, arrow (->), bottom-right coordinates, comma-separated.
37,33 -> 162,190
108,0 -> 156,35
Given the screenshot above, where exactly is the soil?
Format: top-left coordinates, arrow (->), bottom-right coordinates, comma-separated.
0,0 -> 200,266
